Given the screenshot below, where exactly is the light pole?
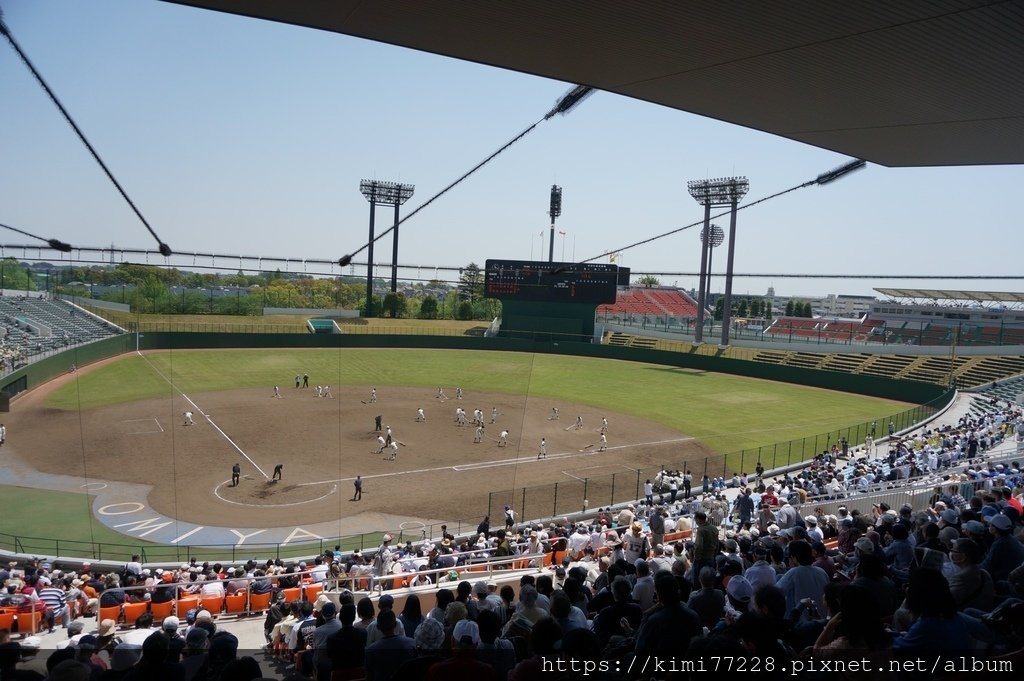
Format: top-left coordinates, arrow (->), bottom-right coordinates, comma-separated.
687,177 -> 748,345
360,180 -> 414,317
548,185 -> 562,262
700,223 -> 725,332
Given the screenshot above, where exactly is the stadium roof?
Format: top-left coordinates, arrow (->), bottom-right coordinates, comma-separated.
164,0 -> 1024,167
874,288 -> 1024,304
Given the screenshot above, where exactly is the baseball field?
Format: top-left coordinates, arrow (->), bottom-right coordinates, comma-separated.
0,346 -> 912,551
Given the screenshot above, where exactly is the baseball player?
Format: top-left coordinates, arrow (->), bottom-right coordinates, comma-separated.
183,411 -> 194,426
370,387 -> 377,403
416,408 -> 426,422
474,425 -> 484,443
498,430 -> 509,447
375,435 -> 387,454
537,438 -> 547,459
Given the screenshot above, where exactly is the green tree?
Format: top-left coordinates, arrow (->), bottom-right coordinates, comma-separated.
138,275 -> 168,313
382,292 -> 407,318
456,300 -> 474,320
0,259 -> 34,291
457,263 -> 484,302
802,301 -> 813,318
737,299 -> 749,317
419,296 -> 439,319
764,301 -> 773,321
785,299 -> 795,316
713,297 -> 725,321
637,275 -> 660,287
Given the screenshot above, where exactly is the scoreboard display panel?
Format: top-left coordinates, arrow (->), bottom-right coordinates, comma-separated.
485,259 -> 619,304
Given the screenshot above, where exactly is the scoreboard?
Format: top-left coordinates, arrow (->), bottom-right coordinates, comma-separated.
484,259 -> 619,304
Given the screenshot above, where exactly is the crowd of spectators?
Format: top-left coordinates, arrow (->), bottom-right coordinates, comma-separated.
2,399 -> 1023,680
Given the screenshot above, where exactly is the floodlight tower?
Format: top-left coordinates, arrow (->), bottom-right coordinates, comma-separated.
687,177 -> 748,344
700,223 -> 725,320
548,185 -> 562,262
359,180 -> 414,317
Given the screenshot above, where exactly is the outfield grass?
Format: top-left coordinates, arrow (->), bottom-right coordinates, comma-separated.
45,348 -> 910,456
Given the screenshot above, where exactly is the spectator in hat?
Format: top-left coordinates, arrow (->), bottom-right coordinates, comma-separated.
179,628 -> 208,681
309,602 -> 341,680
364,610 -> 415,681
100,643 -> 142,681
72,635 -> 107,679
424,618 -> 497,681
981,513 -> 1024,584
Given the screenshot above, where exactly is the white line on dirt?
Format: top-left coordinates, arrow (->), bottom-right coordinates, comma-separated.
136,351 -> 270,480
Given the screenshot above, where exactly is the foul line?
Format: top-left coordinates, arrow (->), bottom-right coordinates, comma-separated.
136,351 -> 271,480
297,436 -> 694,486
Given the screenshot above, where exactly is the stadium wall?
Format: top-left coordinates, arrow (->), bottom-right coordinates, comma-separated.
1,335 -> 133,398
133,332 -> 947,405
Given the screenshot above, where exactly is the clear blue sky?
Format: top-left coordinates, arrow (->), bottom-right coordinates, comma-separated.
2,0 -> 1022,299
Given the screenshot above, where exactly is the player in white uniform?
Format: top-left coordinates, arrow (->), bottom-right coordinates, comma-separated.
551,407 -> 560,420
273,386 -> 282,398
491,407 -> 497,424
601,417 -> 608,433
498,430 -> 509,447
183,411 -> 194,426
388,441 -> 399,461
599,433 -> 608,451
375,436 -> 387,454
323,385 -> 333,399
537,438 -> 547,459
370,388 -> 377,403
416,408 -> 426,422
474,425 -> 484,443
456,387 -> 464,400
575,416 -> 584,430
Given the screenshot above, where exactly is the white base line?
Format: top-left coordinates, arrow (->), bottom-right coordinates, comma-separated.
136,351 -> 270,480
298,436 -> 694,486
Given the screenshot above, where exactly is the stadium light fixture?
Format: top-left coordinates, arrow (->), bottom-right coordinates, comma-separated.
360,180 -> 415,317
548,185 -> 563,262
688,177 -> 749,344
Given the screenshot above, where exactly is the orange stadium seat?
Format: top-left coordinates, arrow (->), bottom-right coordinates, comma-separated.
16,610 -> 43,635
122,602 -> 149,627
150,600 -> 174,623
303,583 -> 323,602
175,596 -> 200,618
0,612 -> 14,632
200,595 -> 225,617
225,593 -> 247,615
248,591 -> 272,615
281,587 -> 302,604
98,605 -> 121,625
